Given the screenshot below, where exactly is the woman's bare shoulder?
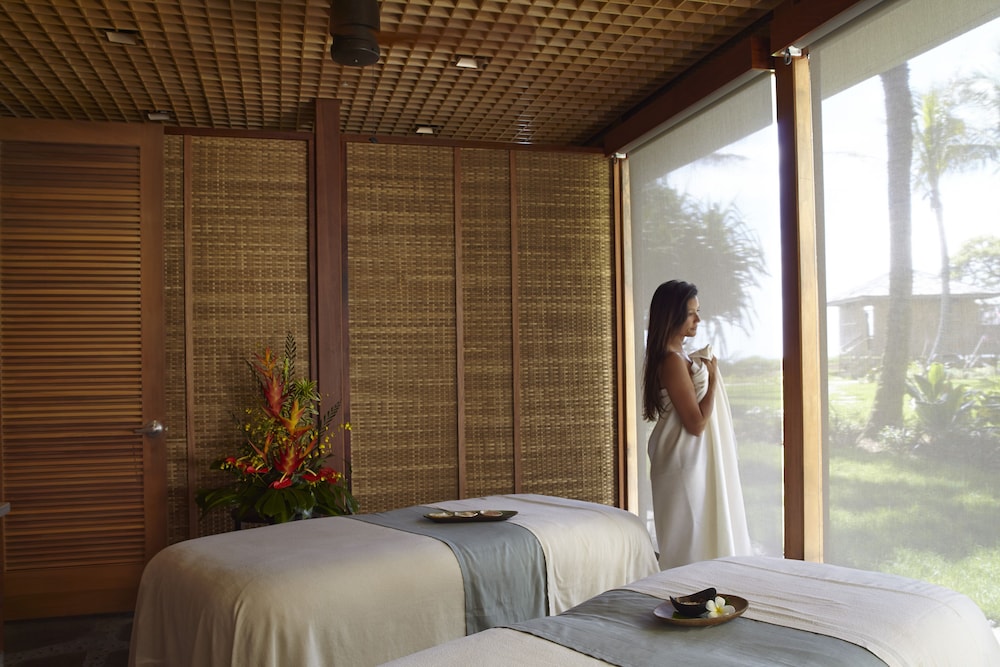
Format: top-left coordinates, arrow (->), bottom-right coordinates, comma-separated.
663,350 -> 689,366
659,350 -> 690,380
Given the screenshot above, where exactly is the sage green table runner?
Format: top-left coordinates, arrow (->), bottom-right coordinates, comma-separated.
507,588 -> 886,666
350,505 -> 547,634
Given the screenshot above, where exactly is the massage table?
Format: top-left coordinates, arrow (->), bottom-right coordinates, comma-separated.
384,555 -> 1000,667
128,493 -> 658,667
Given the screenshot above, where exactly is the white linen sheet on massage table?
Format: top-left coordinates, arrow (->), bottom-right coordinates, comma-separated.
127,494 -> 658,667
384,556 -> 1000,667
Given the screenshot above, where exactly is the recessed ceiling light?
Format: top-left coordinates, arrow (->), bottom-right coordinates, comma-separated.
415,125 -> 437,135
454,56 -> 480,69
105,29 -> 139,46
147,110 -> 173,122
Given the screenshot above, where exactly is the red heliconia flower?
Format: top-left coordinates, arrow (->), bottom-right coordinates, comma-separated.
251,347 -> 289,419
278,398 -> 311,441
271,439 -> 318,486
271,478 -> 293,489
259,375 -> 286,420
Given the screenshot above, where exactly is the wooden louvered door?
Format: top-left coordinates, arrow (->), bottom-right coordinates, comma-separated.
0,120 -> 167,619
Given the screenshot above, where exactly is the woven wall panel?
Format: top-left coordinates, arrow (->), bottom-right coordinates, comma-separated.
460,148 -> 515,497
162,134 -> 190,545
515,152 -> 616,504
185,136 -> 310,537
347,143 -> 459,512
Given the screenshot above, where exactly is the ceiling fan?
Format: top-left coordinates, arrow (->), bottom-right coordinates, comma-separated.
328,0 -> 382,67
330,0 -> 536,67
328,0 -> 493,67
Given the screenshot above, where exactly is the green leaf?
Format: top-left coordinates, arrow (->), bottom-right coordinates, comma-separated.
927,363 -> 946,392
255,490 -> 287,523
195,486 -> 240,514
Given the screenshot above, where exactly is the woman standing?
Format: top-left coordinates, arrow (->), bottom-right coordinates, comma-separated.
641,280 -> 751,570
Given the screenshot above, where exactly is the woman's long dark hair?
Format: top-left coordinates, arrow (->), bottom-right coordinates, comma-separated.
641,280 -> 699,421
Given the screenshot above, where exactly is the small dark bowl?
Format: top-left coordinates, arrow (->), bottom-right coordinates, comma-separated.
669,587 -> 717,617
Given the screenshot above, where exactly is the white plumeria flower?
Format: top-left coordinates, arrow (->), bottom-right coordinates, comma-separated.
704,596 -> 735,618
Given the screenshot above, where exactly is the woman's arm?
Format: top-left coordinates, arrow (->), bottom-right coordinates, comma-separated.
659,351 -> 717,436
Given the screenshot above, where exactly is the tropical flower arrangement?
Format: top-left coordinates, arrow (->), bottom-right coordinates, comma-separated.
196,334 -> 359,524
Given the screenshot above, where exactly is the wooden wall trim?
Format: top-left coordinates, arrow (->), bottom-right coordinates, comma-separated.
619,158 -> 638,512
182,135 -> 199,539
0,118 -> 151,144
313,99 -> 350,477
777,53 -> 824,562
140,125 -> 169,557
341,135 -> 604,153
164,127 -> 309,141
611,157 -> 628,509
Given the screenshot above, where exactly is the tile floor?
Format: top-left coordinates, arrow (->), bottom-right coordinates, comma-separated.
3,613 -> 132,667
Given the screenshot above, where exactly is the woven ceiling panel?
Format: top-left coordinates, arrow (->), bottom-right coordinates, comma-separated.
0,0 -> 782,143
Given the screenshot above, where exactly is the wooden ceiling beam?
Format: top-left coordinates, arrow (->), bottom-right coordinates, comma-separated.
593,0 -> 885,156
770,0 -> 885,56
594,33 -> 773,155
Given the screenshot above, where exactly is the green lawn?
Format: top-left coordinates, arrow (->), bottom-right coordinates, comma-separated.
728,368 -> 1000,623
826,445 -> 1000,620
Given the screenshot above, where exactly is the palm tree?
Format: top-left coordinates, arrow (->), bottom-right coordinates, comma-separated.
913,83 -> 995,361
959,48 -> 1000,164
863,63 -> 914,440
634,179 -> 767,346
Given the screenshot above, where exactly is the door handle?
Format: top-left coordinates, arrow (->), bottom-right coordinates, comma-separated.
133,420 -> 166,436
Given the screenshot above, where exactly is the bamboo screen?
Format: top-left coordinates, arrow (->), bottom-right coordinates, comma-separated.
162,135 -> 310,539
346,143 -> 460,511
346,144 -> 615,510
460,148 -> 515,498
515,152 -> 616,504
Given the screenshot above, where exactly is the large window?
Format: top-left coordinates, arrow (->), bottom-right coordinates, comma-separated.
628,75 -> 784,559
625,0 -> 1000,632
814,0 -> 1000,624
